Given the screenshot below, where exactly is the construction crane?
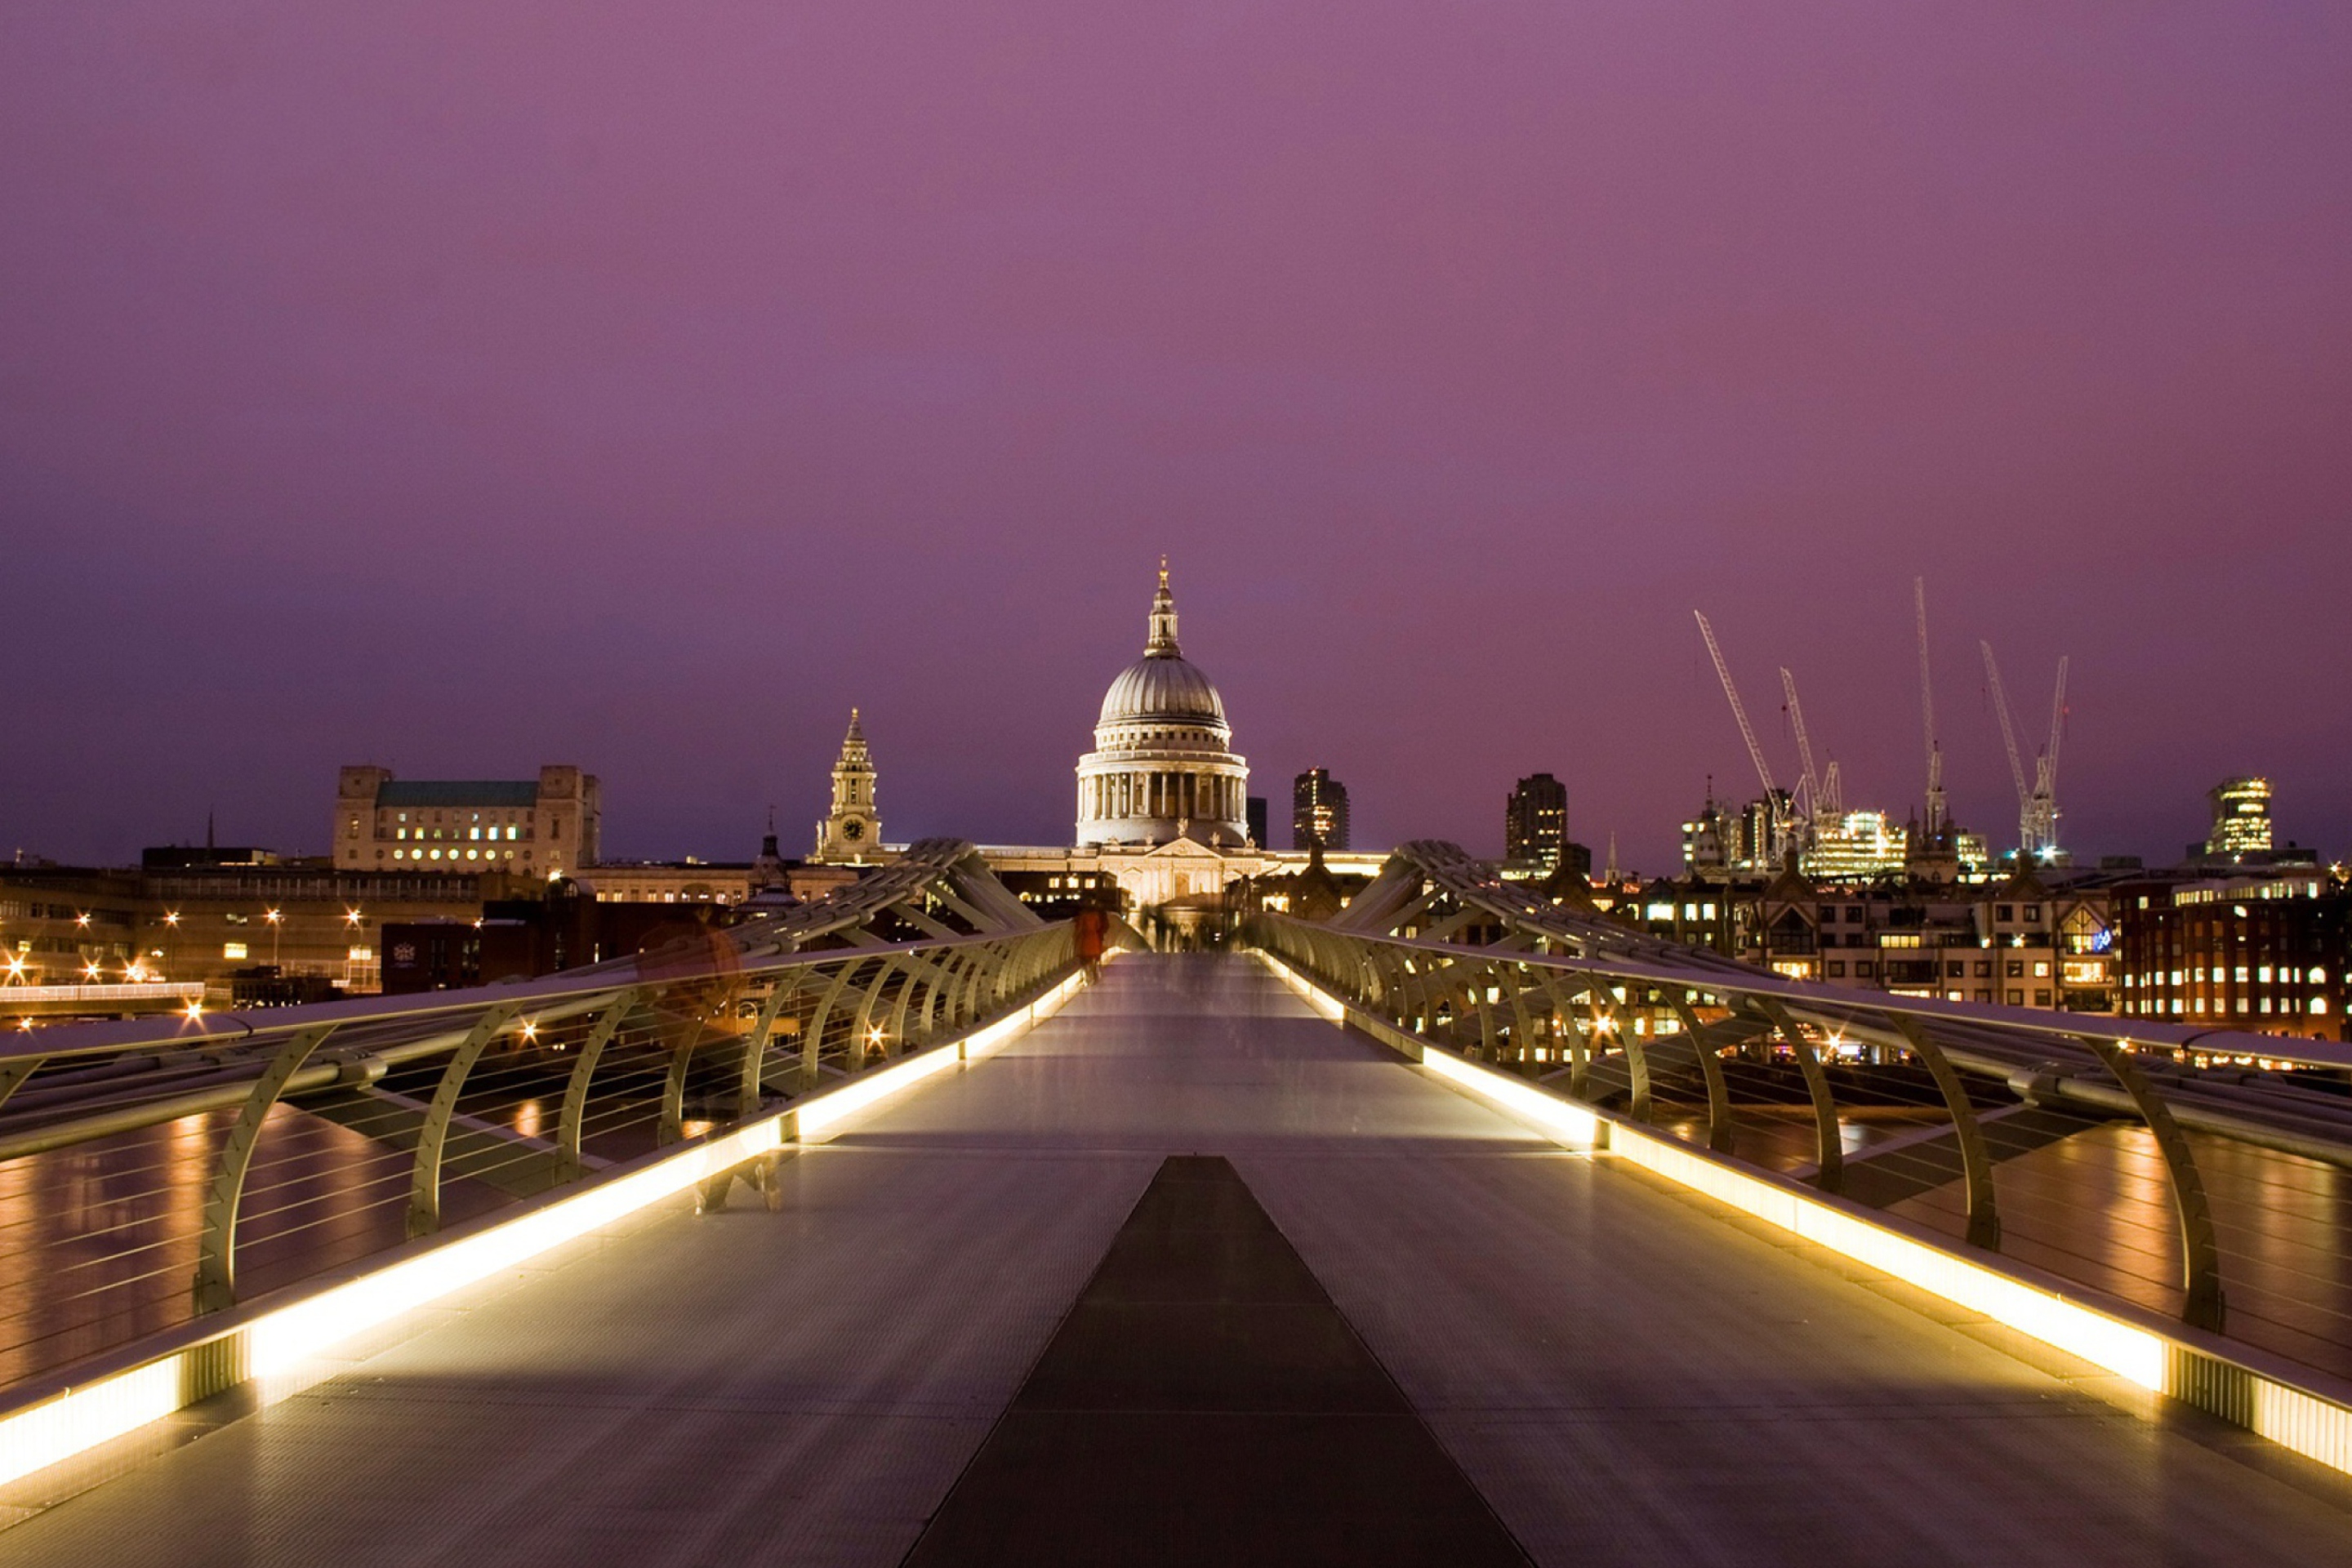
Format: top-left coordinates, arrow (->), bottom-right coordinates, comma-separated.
1695,611 -> 1796,868
1914,578 -> 1945,836
2034,657 -> 2069,858
1980,642 -> 2067,862
1779,667 -> 1842,826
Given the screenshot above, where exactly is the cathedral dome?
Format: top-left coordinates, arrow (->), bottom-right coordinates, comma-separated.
1098,654 -> 1228,730
1094,566 -> 1230,732
1075,563 -> 1250,850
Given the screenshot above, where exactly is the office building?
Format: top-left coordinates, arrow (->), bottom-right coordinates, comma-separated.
1293,768 -> 1351,851
2206,777 -> 2274,858
1504,773 -> 1567,867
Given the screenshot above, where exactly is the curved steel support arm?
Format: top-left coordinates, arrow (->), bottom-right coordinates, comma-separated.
1753,996 -> 1842,1194
849,958 -> 906,1071
1886,1012 -> 2001,1251
1595,988 -> 1651,1121
408,1003 -> 523,1238
1671,991 -> 1735,1155
2079,1033 -> 2225,1331
737,982 -> 795,1118
196,1024 -> 338,1312
658,1013 -> 710,1146
1538,976 -> 1592,1097
801,960 -> 866,1088
559,990 -> 644,1180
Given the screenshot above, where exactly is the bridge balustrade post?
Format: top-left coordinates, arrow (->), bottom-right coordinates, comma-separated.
927,950 -> 973,1037
908,951 -> 950,1044
956,947 -> 991,1025
849,958 -> 907,1069
1598,988 -> 1653,1122
1501,968 -> 1538,1069
1885,1012 -> 2001,1251
559,989 -> 644,1179
1541,976 -> 1592,1098
802,960 -> 864,1089
1670,991 -> 1735,1154
1372,947 -> 1402,1025
735,982 -> 795,1118
1472,964 -> 1503,1062
408,1002 -> 525,1239
657,1008 -> 710,1146
885,958 -> 929,1053
1753,996 -> 1842,1195
2078,1032 -> 2225,1331
195,1022 -> 338,1312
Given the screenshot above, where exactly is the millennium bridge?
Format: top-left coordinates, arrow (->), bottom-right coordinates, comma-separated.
2,839 -> 2352,1563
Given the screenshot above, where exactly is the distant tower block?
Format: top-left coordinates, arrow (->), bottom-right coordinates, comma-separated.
1504,773 -> 1566,868
813,709 -> 883,864
2207,777 -> 2274,858
1292,768 -> 1351,851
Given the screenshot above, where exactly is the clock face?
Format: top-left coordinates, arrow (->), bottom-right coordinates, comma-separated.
844,819 -> 865,841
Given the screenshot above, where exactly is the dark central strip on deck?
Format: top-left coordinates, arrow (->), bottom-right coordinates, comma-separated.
901,1155 -> 1529,1566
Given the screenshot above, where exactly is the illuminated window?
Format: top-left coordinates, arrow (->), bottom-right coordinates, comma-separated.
223,942 -> 247,960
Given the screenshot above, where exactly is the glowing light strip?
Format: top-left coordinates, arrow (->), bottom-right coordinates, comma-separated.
1255,947 -> 2352,1476
1260,953 -> 1346,1022
1417,1046 -> 1601,1150
1602,1121 -> 2163,1388
0,966 -> 1090,1491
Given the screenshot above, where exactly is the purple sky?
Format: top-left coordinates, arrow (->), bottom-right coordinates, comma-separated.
6,3 -> 2350,871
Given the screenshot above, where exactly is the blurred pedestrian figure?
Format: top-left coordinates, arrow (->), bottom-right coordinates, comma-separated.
1074,899 -> 1108,984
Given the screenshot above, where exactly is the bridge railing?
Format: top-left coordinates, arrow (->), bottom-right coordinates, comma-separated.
0,917 -> 1079,1393
1248,911 -> 2352,1392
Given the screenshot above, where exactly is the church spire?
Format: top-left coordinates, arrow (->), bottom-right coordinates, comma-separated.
1145,556 -> 1181,657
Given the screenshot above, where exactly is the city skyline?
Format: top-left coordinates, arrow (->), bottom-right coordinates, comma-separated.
9,582 -> 2334,875
7,4 -> 2350,869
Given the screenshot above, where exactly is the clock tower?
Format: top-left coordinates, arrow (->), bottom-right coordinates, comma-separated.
813,708 -> 884,863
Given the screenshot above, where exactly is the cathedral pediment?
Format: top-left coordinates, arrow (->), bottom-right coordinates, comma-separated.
1144,835 -> 1227,862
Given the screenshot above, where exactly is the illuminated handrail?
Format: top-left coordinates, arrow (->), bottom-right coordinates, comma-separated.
0,848 -> 1085,1396
1250,906 -> 2352,1356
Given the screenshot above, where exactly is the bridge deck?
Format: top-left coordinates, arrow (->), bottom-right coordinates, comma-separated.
6,954 -> 2351,1564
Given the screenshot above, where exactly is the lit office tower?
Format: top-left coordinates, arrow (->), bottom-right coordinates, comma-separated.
1292,768 -> 1350,851
1506,773 -> 1568,867
2207,777 -> 2274,858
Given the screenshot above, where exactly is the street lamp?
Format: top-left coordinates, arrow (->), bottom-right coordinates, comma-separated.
265,908 -> 283,968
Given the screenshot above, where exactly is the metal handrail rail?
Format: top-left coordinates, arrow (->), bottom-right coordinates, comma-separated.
0,853 -> 1080,1367
1339,840 -> 2352,1072
1250,908 -> 2352,1347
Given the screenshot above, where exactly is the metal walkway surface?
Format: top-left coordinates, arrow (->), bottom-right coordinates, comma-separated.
7,954 -> 2352,1566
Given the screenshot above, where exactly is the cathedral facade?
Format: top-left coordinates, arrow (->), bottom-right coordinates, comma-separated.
1074,565 -> 1251,849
